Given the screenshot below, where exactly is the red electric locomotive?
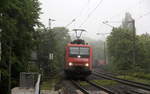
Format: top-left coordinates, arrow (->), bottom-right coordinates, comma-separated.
64,29 -> 93,78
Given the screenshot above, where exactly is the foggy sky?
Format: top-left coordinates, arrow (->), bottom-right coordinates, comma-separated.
40,0 -> 150,40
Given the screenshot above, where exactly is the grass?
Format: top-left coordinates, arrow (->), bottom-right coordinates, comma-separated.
131,72 -> 150,80
117,75 -> 150,85
41,80 -> 55,90
79,81 -> 90,86
92,80 -> 118,86
40,75 -> 60,90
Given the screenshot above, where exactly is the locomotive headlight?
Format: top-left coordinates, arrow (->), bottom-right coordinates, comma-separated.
69,62 -> 73,66
85,63 -> 89,67
77,55 -> 81,58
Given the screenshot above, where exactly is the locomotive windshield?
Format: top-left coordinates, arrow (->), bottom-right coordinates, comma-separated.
69,47 -> 90,58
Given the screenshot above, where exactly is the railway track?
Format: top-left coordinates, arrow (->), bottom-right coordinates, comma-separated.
117,86 -> 147,94
125,90 -> 146,94
71,80 -> 116,94
93,71 -> 150,91
71,80 -> 90,94
85,80 -> 116,94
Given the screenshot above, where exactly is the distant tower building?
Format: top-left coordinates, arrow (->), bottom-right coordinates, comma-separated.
122,12 -> 134,31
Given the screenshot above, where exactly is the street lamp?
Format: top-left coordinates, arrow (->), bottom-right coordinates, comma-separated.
100,21 -> 115,64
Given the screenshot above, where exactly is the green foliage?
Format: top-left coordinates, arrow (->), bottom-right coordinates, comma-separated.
53,27 -> 71,70
36,29 -> 57,76
27,63 -> 39,72
107,28 -> 135,71
0,0 -> 41,93
106,13 -> 150,74
36,27 -> 71,77
137,33 -> 150,72
131,72 -> 150,80
107,27 -> 150,74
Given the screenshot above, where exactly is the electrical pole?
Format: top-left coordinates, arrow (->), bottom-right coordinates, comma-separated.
101,21 -> 115,64
8,42 -> 12,94
128,19 -> 136,66
48,18 -> 55,29
132,19 -> 136,66
104,41 -> 106,63
48,18 -> 55,73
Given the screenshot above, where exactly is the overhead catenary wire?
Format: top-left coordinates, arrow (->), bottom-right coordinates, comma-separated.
65,0 -> 91,39
79,0 -> 103,27
102,20 -> 122,23
65,0 -> 91,28
103,11 -> 150,25
98,0 -> 148,31
76,0 -> 91,19
137,11 -> 150,20
106,0 -> 143,21
65,19 -> 76,28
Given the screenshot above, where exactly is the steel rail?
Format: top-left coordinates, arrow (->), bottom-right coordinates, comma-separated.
129,90 -> 145,94
71,80 -> 90,94
95,71 -> 150,87
93,72 -> 150,91
86,80 -> 116,94
119,86 -> 145,94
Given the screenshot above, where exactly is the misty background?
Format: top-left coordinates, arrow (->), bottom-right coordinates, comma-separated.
40,0 -> 150,40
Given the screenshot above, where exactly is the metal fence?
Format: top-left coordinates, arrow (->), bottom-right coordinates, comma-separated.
20,72 -> 39,88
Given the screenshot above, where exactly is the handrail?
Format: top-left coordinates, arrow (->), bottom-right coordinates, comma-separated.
35,74 -> 41,94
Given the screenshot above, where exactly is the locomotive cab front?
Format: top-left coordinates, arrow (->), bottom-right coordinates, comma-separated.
65,43 -> 92,78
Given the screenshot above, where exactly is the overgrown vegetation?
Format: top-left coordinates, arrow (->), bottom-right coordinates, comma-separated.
41,75 -> 61,90
0,0 -> 41,93
36,27 -> 71,77
0,0 -> 71,93
106,13 -> 150,75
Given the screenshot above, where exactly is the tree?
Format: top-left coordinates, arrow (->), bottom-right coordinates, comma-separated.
107,12 -> 150,74
53,27 -> 71,70
36,27 -> 71,77
36,29 -> 56,76
137,33 -> 150,72
107,28 -> 135,72
0,0 -> 41,93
